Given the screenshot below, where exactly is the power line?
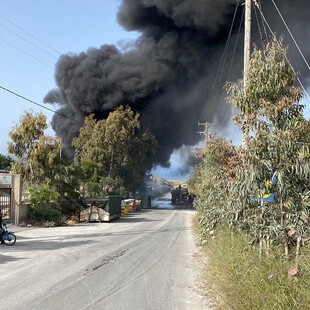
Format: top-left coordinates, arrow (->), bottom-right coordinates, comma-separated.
254,2 -> 310,103
0,13 -> 62,55
0,84 -> 190,151
200,0 -> 240,122
0,37 -> 54,69
271,0 -> 310,72
253,2 -> 265,49
255,0 -> 269,44
227,5 -> 245,81
0,84 -> 80,124
0,23 -> 58,60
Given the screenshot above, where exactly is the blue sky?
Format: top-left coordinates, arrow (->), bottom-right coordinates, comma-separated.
0,0 -> 138,155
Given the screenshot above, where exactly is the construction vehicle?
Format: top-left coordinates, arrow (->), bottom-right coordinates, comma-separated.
171,184 -> 193,205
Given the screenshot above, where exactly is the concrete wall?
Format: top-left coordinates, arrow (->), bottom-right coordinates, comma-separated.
19,203 -> 30,223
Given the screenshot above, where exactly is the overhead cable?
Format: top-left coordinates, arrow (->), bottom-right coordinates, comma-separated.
253,2 -> 265,48
271,0 -> 310,72
0,84 -> 79,123
199,1 -> 239,122
0,84 -> 187,151
227,5 -> 245,81
254,2 -> 310,102
0,23 -> 58,59
0,13 -> 62,55
0,37 -> 54,69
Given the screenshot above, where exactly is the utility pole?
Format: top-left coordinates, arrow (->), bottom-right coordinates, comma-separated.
242,0 -> 252,147
244,0 -> 251,87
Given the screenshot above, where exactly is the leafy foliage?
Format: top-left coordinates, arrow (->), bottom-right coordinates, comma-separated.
189,137 -> 238,240
72,106 -> 157,196
28,184 -> 61,208
227,38 -> 310,254
192,38 -> 310,262
47,159 -> 82,200
28,184 -> 62,225
0,154 -> 14,171
8,111 -> 61,185
29,206 -> 62,225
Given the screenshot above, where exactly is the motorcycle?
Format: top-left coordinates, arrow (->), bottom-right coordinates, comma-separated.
1,223 -> 16,246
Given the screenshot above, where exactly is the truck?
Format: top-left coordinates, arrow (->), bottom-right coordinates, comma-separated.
171,185 -> 193,205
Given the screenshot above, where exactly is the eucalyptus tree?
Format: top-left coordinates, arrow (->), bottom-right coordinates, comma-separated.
105,106 -> 157,191
189,137 -> 237,240
226,37 -> 310,258
8,111 -> 61,186
72,106 -> 157,196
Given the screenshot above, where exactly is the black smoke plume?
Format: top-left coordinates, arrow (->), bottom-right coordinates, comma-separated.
44,0 -> 310,167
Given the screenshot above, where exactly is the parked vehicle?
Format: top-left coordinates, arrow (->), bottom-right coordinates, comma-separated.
1,223 -> 16,246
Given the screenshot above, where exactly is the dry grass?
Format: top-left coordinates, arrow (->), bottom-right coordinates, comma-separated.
196,225 -> 310,310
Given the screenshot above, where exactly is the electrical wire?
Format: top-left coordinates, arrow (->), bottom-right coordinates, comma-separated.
227,5 -> 245,81
0,13 -> 62,55
199,0 -> 239,122
0,84 -> 80,124
0,23 -> 58,59
254,2 -> 310,103
256,0 -> 269,44
0,84 -> 191,151
0,17 -> 200,153
271,0 -> 310,72
253,2 -> 265,49
0,37 -> 54,69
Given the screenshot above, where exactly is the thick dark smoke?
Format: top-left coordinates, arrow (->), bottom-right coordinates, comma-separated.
44,0 -> 310,166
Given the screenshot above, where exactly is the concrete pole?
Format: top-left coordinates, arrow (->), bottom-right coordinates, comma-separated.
244,0 -> 251,87
242,0 -> 251,147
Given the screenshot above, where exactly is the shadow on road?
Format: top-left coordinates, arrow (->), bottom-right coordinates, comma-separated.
4,239 -> 95,253
0,253 -> 27,264
118,216 -> 161,223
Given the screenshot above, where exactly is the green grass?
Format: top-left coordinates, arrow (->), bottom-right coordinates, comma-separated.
198,225 -> 310,310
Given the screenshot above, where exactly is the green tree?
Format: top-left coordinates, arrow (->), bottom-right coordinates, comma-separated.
226,38 -> 310,258
189,137 -> 238,240
104,106 -> 157,191
0,154 -> 14,171
72,114 -> 109,196
8,111 -> 61,185
72,106 -> 157,196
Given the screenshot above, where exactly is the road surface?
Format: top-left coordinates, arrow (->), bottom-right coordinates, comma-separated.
0,201 -> 208,310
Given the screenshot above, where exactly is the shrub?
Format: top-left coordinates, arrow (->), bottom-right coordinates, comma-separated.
58,199 -> 81,216
30,206 -> 62,225
28,184 -> 62,225
28,184 -> 61,207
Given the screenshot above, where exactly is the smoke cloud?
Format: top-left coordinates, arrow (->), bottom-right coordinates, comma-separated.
44,0 -> 310,166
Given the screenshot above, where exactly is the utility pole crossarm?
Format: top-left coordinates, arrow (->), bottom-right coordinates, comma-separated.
197,122 -> 212,142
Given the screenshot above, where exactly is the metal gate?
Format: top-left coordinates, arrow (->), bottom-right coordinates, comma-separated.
0,188 -> 11,220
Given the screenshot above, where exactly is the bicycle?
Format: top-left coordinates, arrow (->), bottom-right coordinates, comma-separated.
1,223 -> 16,246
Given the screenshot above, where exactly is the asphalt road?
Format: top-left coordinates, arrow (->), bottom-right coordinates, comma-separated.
0,201 -> 209,310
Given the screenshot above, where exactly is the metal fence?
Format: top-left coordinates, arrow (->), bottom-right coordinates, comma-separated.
0,188 -> 11,220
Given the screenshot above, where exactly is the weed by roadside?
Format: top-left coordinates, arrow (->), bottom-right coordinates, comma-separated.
196,224 -> 310,310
